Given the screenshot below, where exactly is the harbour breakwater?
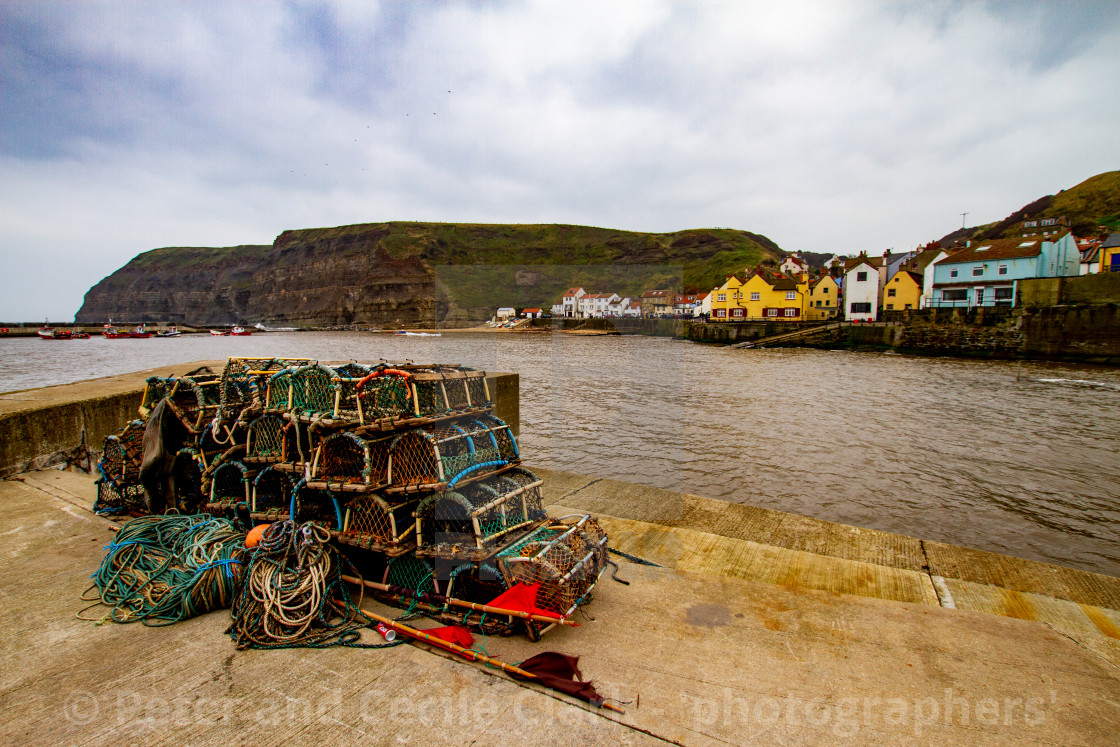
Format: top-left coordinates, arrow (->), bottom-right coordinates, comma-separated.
538,304 -> 1120,363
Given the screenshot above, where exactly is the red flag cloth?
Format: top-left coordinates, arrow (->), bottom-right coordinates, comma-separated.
508,652 -> 606,707
423,626 -> 474,648
486,583 -> 564,620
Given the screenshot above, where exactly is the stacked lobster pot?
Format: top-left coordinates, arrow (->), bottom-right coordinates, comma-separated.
93,356 -> 610,641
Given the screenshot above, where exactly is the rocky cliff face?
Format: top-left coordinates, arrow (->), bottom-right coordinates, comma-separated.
76,222 -> 781,326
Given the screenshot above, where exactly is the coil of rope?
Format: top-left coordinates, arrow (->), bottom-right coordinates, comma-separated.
227,520 -> 405,650
80,514 -> 247,626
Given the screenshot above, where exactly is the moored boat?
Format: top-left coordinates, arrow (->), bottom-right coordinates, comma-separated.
155,327 -> 181,337
230,326 -> 252,336
210,329 -> 229,336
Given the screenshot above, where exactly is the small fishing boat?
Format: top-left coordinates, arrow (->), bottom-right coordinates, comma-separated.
69,330 -> 90,339
102,324 -> 128,339
127,325 -> 151,338
38,327 -> 79,340
394,330 -> 442,337
155,327 -> 181,338
230,326 -> 252,336
210,329 -> 229,336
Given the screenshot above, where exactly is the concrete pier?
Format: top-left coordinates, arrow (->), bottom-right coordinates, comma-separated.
1,370 -> 1118,744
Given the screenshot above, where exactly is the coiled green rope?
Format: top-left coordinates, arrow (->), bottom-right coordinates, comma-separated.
80,515 -> 247,626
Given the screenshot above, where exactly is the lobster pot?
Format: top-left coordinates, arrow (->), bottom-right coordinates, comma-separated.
289,364 -> 337,416
444,562 -> 508,606
474,413 -> 519,463
290,481 -> 343,529
208,460 -> 255,510
252,466 -> 296,519
245,414 -> 285,463
97,420 -> 146,486
497,516 -> 609,618
167,375 -> 223,432
265,368 -> 296,413
384,554 -> 436,594
172,449 -> 205,512
93,480 -> 148,515
334,362 -> 372,378
410,370 -> 491,417
140,376 -> 175,417
415,468 -> 545,556
351,370 -> 412,422
337,494 -> 419,555
312,432 -> 390,488
220,357 -> 310,420
389,416 -> 514,489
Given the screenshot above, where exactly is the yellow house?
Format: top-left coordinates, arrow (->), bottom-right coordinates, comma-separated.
806,274 -> 840,320
1101,234 -> 1120,273
708,275 -> 745,321
737,267 -> 808,320
882,270 -> 923,311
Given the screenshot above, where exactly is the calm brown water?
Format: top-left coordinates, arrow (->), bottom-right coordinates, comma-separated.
3,331 -> 1119,576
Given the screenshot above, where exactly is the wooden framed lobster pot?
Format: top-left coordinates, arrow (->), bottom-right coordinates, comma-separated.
495,515 -> 609,633
289,479 -> 344,530
163,375 -> 223,433
386,414 -> 519,493
335,493 -> 419,557
251,465 -> 296,521
308,431 -> 391,492
206,459 -> 257,512
287,364 -> 338,418
96,419 -> 146,488
219,357 -> 311,421
409,368 -> 491,418
414,467 -> 546,561
244,413 -> 285,464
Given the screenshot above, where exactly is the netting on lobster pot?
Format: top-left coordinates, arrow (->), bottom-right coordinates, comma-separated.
385,554 -> 435,594
497,516 -> 609,618
93,480 -> 148,515
140,376 -> 175,416
265,368 -> 296,412
337,494 -> 419,554
466,374 -> 490,409
290,480 -> 343,529
220,357 -> 308,420
334,362 -> 372,378
161,375 -> 221,432
313,432 -> 390,488
252,466 -> 295,520
280,420 -> 314,466
245,414 -> 285,462
97,420 -> 146,486
352,369 -> 413,421
290,364 -> 337,416
446,562 -> 508,604
172,449 -> 205,513
208,460 -> 254,511
415,468 -> 545,555
474,413 -> 519,463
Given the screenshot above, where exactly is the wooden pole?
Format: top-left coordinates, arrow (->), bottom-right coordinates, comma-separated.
341,574 -> 578,627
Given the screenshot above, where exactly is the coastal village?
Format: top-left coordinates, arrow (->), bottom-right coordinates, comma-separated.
521,220 -> 1119,324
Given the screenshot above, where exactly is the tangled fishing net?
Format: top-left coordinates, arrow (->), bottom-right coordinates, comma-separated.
80,515 -> 246,625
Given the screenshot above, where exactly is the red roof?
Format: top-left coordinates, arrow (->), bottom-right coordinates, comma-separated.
941,233 -> 1069,264
523,308 -> 541,313
563,287 -> 584,297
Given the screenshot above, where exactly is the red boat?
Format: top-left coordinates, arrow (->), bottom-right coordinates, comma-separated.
39,327 -> 75,340
103,324 -> 150,339
231,326 -> 253,336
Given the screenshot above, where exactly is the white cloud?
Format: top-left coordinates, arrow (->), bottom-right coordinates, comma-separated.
2,0 -> 1119,319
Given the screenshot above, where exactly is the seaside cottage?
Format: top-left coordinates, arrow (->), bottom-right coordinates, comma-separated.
883,270 -> 923,311
843,258 -> 880,321
739,267 -> 808,320
640,289 -> 675,318
708,275 -> 746,321
561,287 -> 586,318
1101,233 -> 1120,273
928,232 -> 1080,308
806,274 -> 840,320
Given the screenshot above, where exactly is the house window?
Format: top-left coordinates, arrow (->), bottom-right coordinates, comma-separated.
943,289 -> 967,301
904,304 -> 912,309
784,308 -> 798,317
856,272 -> 867,282
715,309 -> 726,318
974,288 -> 985,301
886,304 -> 894,310
823,287 -> 829,293
717,293 -> 726,302
950,269 -> 958,278
972,267 -> 983,276
887,289 -> 896,297
732,308 -> 744,318
765,308 -> 778,317
994,288 -> 1013,300
816,300 -> 822,307
998,265 -> 1008,275
785,291 -> 796,300
750,292 -> 760,301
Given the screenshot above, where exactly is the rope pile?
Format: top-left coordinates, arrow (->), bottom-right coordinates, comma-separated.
227,520 -> 402,650
81,515 -> 246,625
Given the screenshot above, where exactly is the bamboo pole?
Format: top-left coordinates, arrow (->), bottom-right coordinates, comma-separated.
355,607 -> 623,714
341,574 -> 578,627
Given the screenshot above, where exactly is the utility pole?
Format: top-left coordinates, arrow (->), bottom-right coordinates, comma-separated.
961,212 -> 969,228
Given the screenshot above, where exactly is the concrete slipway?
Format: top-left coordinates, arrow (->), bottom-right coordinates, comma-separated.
2,373 -> 1120,744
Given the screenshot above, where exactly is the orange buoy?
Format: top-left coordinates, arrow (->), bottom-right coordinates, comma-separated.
245,524 -> 271,548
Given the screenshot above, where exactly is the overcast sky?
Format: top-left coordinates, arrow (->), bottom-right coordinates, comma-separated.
2,1 -> 1119,321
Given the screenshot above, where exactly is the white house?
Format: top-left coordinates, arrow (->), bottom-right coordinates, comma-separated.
495,307 -> 516,320
550,303 -> 564,317
561,287 -> 586,318
780,254 -> 808,276
623,301 -> 642,317
695,292 -> 711,318
843,260 -> 880,321
521,307 -> 543,319
606,296 -> 632,317
579,293 -> 620,318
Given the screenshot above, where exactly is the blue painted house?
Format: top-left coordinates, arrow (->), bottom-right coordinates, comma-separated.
929,232 -> 1079,308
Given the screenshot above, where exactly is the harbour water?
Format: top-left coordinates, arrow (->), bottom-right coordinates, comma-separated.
2,331 -> 1119,576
